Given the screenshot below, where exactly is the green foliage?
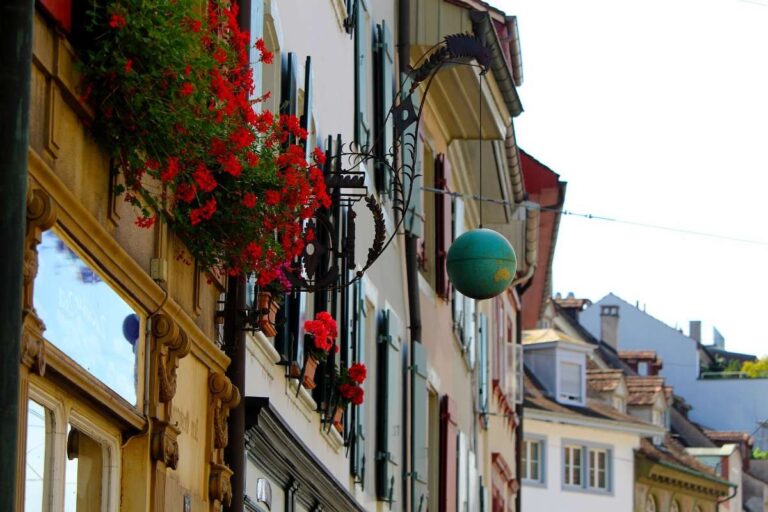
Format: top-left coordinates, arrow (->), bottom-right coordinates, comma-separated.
752,447 -> 768,460
742,357 -> 768,378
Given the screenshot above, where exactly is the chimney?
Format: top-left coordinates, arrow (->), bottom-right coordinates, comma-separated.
600,305 -> 620,349
689,321 -> 702,343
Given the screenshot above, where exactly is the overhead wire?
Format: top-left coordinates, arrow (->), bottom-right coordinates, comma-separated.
419,186 -> 768,247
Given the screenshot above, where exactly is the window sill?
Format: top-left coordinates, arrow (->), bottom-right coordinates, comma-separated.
320,423 -> 345,452
287,378 -> 318,413
247,331 -> 281,365
522,479 -> 546,488
562,485 -> 613,496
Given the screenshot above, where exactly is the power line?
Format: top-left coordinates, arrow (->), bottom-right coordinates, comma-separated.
420,186 -> 768,247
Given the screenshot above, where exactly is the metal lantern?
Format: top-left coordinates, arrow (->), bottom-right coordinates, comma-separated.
446,228 -> 517,300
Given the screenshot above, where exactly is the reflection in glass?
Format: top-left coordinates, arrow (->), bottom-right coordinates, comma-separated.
64,425 -> 104,512
25,400 -> 53,512
35,230 -> 138,404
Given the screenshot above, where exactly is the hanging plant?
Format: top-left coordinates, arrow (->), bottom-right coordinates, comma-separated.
80,0 -> 330,284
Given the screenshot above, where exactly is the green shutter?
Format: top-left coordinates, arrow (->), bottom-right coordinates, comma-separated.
354,0 -> 370,149
479,313 -> 489,425
351,280 -> 366,485
411,342 -> 428,512
374,21 -> 394,197
376,309 -> 400,503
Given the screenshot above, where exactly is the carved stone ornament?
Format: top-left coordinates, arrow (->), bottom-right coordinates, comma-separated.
150,418 -> 181,469
21,312 -> 47,376
209,372 -> 240,449
152,313 -> 191,402
209,462 -> 233,509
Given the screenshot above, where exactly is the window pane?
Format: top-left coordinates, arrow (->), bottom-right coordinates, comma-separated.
589,451 -> 595,488
65,425 -> 104,512
572,447 -> 582,486
521,442 -> 529,479
35,231 -> 139,404
560,362 -> 582,401
25,401 -> 53,512
563,447 -> 571,484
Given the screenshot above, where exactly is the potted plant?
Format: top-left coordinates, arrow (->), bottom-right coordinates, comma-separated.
331,362 -> 367,432
253,263 -> 294,337
300,311 -> 338,389
80,0 -> 330,289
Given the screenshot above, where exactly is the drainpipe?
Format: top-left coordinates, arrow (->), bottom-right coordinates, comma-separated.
514,303 -> 523,512
224,275 -> 246,512
0,1 -> 33,510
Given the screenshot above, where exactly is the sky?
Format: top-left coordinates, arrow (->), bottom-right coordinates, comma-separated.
494,0 -> 768,356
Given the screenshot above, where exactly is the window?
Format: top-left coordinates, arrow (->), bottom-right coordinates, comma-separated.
645,494 -> 657,512
563,442 -> 612,493
670,500 -> 680,512
638,362 -> 649,376
522,439 -> 544,484
23,392 -> 119,511
559,362 -> 583,403
35,230 -> 141,405
563,445 -> 582,487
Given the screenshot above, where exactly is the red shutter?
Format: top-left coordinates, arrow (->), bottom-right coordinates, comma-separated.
38,0 -> 72,32
439,395 -> 458,512
435,154 -> 452,300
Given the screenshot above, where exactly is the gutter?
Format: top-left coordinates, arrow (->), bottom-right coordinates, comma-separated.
511,201 -> 539,287
469,10 -> 523,118
525,407 -> 667,437
652,458 -> 736,490
504,16 -> 523,87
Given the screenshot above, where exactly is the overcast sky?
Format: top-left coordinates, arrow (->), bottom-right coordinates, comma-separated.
494,0 -> 768,355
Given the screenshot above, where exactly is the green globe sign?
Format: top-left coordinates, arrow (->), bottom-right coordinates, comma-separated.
446,228 -> 517,300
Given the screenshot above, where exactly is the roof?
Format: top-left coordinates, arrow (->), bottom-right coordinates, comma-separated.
553,292 -> 592,311
704,430 -> 755,446
638,436 -> 733,487
686,444 -> 738,457
626,376 -> 667,406
619,350 -> 660,361
670,407 -> 717,448
524,369 -> 655,429
587,369 -> 624,393
523,328 -> 592,347
705,346 -> 758,364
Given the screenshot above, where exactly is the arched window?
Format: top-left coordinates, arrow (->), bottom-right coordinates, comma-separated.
645,494 -> 657,512
670,500 -> 680,512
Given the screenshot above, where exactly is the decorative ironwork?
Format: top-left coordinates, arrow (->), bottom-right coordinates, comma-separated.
235,33 -> 491,332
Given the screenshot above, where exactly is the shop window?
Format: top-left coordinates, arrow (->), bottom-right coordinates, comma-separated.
24,400 -> 54,511
34,230 -> 141,404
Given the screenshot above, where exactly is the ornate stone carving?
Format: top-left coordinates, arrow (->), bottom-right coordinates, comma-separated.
209,372 -> 240,449
209,462 -> 233,510
151,313 -> 191,402
150,418 -> 181,469
24,187 -> 57,312
21,312 -> 47,376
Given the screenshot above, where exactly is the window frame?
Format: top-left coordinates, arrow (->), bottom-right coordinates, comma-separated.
558,360 -> 584,405
521,436 -> 546,487
561,440 -> 613,495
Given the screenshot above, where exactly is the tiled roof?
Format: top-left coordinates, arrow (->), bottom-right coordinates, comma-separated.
587,369 -> 624,392
553,294 -> 592,311
626,376 -> 666,406
524,369 -> 652,427
523,328 -> 592,347
704,430 -> 754,446
638,435 -> 728,482
619,350 -> 659,361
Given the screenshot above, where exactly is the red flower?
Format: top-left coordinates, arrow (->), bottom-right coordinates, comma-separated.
190,19 -> 202,33
180,82 -> 194,96
339,383 -> 356,400
213,47 -> 228,64
135,215 -> 156,228
220,154 -> 242,176
109,13 -> 127,29
242,192 -> 257,208
161,157 -> 180,183
190,197 -> 217,225
193,164 -> 217,192
312,147 -> 327,165
260,50 -> 274,64
348,363 -> 367,384
265,190 -> 280,205
350,386 -> 364,406
124,59 -> 134,74
175,182 -> 196,203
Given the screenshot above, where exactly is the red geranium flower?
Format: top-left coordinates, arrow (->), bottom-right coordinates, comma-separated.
348,363 -> 367,384
109,13 -> 127,29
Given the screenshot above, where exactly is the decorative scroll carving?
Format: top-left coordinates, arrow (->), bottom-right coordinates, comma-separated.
209,372 -> 240,449
21,313 -> 47,376
209,462 -> 233,510
150,418 -> 181,469
151,313 -> 191,402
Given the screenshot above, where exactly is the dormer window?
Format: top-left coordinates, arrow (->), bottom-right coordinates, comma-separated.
559,361 -> 583,404
637,362 -> 649,376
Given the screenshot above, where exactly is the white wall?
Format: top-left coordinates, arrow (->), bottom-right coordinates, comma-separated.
522,418 -> 639,512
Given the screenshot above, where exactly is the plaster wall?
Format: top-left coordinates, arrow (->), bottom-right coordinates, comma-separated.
522,418 -> 639,512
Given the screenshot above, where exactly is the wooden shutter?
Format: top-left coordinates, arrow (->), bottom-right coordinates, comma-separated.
411,342 -> 428,511
374,21 -> 394,197
351,280 -> 366,485
479,313 -> 489,424
439,395 -> 458,512
376,309 -> 401,503
301,56 -> 313,160
435,154 -> 453,300
354,0 -> 370,149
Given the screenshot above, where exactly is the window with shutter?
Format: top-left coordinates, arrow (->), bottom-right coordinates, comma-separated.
559,362 -> 583,403
434,154 -> 453,299
478,313 -> 489,424
351,280 -> 367,485
376,309 -> 401,503
411,342 -> 429,511
452,197 -> 465,338
374,21 -> 394,197
354,0 -> 370,150
439,396 -> 458,512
